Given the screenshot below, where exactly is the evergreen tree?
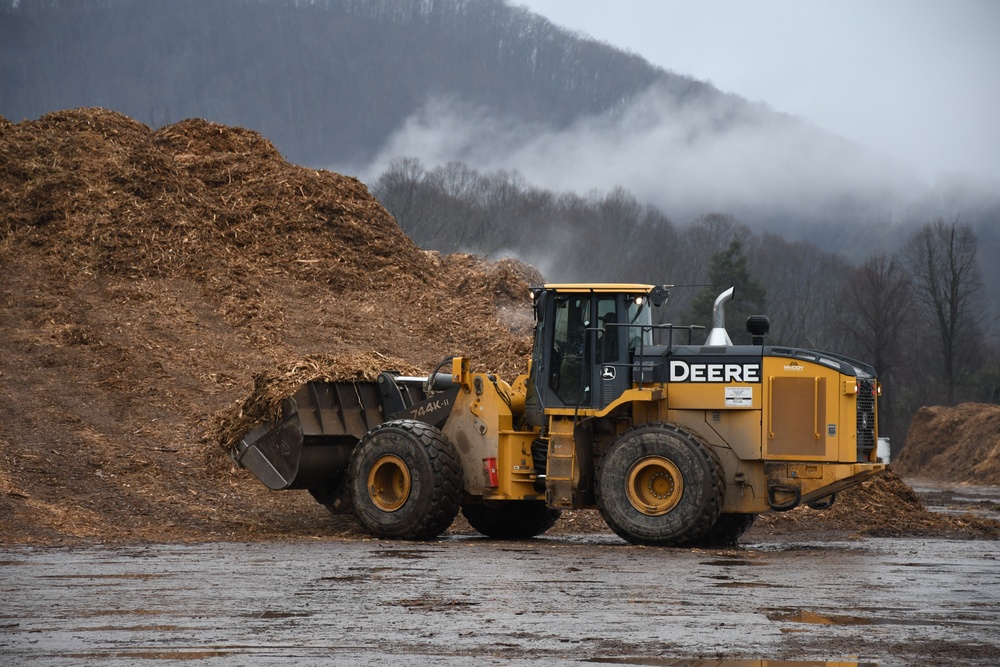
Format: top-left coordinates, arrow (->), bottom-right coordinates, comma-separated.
688,238 -> 766,344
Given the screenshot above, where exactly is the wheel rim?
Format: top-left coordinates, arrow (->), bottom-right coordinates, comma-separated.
367,454 -> 411,512
626,456 -> 684,516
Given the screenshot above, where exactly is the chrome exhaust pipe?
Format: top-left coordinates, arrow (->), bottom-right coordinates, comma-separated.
705,287 -> 734,346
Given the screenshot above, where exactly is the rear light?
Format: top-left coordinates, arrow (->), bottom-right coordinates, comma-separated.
482,457 -> 499,488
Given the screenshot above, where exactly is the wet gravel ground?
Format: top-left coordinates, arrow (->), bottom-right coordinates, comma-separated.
2,534 -> 998,666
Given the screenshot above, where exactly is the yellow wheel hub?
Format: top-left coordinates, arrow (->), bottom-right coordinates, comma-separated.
368,455 -> 411,512
626,456 -> 684,516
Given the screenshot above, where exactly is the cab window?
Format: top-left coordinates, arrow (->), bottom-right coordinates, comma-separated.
550,295 -> 590,405
626,296 -> 653,350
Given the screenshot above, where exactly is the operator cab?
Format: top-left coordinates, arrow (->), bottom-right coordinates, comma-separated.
525,284 -> 665,424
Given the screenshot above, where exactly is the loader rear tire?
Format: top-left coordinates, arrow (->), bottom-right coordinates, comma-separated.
349,420 -> 462,540
596,422 -> 722,547
461,500 -> 561,539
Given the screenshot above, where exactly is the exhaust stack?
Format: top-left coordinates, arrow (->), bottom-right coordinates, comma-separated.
705,287 -> 734,346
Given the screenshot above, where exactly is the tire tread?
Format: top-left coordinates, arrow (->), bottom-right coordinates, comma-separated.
349,419 -> 462,540
596,421 -> 724,547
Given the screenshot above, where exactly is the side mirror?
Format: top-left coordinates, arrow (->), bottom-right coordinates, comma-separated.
649,285 -> 670,308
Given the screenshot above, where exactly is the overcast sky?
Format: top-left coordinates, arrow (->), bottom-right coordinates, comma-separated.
516,0 -> 1000,184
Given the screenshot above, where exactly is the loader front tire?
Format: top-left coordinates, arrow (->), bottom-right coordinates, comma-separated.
597,423 -> 722,547
349,420 -> 462,540
461,500 -> 561,539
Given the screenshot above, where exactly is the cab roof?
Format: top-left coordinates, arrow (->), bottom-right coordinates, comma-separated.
538,283 -> 656,293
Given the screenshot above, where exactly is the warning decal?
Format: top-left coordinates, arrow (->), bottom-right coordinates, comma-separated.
725,386 -> 753,407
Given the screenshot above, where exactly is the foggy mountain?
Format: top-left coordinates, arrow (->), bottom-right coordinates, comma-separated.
2,0 -> 997,257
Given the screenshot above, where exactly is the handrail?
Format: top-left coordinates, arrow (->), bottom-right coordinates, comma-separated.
814,377 -> 822,440
768,376 -> 775,438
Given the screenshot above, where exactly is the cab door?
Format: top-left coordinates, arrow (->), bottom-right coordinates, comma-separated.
527,291 -> 633,414
594,295 -> 630,408
549,293 -> 593,407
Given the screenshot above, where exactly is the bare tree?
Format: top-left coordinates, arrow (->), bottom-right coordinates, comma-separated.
751,233 -> 845,349
836,254 -> 913,378
620,204 -> 678,285
596,186 -> 644,260
900,218 -> 986,405
371,157 -> 436,240
834,254 -> 914,443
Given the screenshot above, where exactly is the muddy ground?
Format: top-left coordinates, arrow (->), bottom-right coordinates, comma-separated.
3,525 -> 999,667
3,486 -> 999,667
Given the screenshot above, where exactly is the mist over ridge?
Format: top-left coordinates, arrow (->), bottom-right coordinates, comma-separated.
351,82 -> 932,255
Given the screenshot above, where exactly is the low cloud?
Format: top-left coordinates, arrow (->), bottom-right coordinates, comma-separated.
354,83 -> 921,235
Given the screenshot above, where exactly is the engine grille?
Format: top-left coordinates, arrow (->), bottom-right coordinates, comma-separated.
856,379 -> 877,461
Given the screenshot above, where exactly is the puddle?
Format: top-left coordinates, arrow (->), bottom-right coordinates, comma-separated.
589,659 -> 878,666
60,609 -> 163,619
907,480 -> 1000,519
713,581 -> 773,588
700,559 -> 763,567
250,610 -> 313,619
40,572 -> 170,580
396,597 -> 480,612
765,608 -> 930,627
767,609 -> 875,626
317,574 -> 366,582
372,549 -> 434,559
746,541 -> 871,554
67,650 -> 236,661
72,624 -> 192,632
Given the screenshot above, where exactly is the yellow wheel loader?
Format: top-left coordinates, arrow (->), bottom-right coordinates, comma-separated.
231,284 -> 885,546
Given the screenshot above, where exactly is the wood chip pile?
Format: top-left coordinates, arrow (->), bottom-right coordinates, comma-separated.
2,109 -> 426,289
0,108 -> 533,544
892,403 -> 1000,485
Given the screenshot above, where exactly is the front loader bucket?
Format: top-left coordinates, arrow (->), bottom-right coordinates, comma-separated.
233,381 -> 386,491
232,369 -> 460,513
236,404 -> 306,490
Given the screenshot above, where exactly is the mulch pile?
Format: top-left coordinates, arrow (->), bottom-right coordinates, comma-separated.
892,403 -> 1000,485
753,468 -> 1000,539
0,108 -> 995,545
0,108 -> 532,545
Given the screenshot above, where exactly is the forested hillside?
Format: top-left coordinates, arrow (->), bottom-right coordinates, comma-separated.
1,0 -> 683,167
369,158 -> 1000,448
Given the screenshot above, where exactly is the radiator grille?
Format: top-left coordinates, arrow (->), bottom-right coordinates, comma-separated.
856,379 -> 877,462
